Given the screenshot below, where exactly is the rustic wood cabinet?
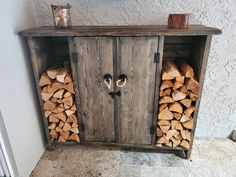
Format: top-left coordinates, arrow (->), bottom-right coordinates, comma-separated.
20,25 -> 221,158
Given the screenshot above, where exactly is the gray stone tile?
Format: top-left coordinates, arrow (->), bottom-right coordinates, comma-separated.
160,154 -> 184,167
118,164 -> 142,177
141,166 -> 188,177
120,151 -> 161,166
31,139 -> 236,177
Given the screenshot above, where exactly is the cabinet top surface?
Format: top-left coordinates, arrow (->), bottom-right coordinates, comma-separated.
20,25 -> 221,37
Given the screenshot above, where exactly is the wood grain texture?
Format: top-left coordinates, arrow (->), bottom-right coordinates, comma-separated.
186,35 -> 212,159
27,37 -> 52,147
118,37 -> 158,145
20,25 -> 221,37
68,37 -> 84,142
74,37 -> 115,142
152,36 -> 164,144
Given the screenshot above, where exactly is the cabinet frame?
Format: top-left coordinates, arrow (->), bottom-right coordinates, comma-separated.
21,25 -> 221,159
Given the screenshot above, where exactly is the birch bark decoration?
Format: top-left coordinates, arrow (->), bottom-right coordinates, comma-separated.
39,65 -> 80,143
156,61 -> 200,148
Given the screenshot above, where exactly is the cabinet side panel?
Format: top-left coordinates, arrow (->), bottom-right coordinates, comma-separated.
27,37 -> 51,145
119,37 -> 159,145
74,37 -> 115,142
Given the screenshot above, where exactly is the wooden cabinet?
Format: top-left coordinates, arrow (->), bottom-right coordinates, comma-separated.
20,25 -> 221,158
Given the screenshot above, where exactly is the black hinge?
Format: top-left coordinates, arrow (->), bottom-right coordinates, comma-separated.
80,123 -> 85,131
154,52 -> 160,63
150,126 -> 156,135
71,52 -> 78,63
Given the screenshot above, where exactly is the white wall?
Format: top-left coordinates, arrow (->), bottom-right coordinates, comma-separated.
33,0 -> 236,138
0,0 -> 44,177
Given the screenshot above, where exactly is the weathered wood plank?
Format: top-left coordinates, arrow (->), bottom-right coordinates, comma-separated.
27,37 -> 52,147
152,36 -> 164,145
68,37 -> 84,142
20,25 -> 222,37
118,36 -> 158,145
74,37 -> 115,142
186,35 -> 212,159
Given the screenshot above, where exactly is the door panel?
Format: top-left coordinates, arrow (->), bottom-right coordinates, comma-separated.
118,37 -> 158,145
74,37 -> 115,142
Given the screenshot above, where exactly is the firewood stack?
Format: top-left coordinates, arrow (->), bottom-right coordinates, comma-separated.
39,65 -> 80,143
156,60 -> 200,149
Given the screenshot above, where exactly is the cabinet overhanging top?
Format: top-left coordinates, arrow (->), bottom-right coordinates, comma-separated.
20,25 -> 221,37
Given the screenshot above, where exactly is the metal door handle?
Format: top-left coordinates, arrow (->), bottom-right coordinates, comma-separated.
116,74 -> 127,88
103,74 -> 112,89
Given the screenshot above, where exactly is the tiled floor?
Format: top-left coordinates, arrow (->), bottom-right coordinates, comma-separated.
31,138 -> 236,177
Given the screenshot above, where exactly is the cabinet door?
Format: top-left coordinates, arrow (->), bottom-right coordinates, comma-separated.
118,37 -> 159,145
73,37 -> 115,142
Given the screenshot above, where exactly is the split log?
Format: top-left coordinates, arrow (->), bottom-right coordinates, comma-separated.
159,125 -> 171,133
176,76 -> 185,84
182,119 -> 194,129
174,131 -> 182,140
171,137 -> 181,147
44,100 -> 56,111
63,123 -> 71,132
58,136 -> 66,142
156,136 -> 165,144
62,96 -> 73,107
64,74 -> 73,84
53,89 -> 64,99
171,120 -> 183,130
180,99 -> 192,108
65,110 -> 75,116
166,129 -> 177,139
72,123 -> 78,128
180,86 -> 188,94
54,113 -> 67,122
44,111 -> 51,118
180,64 -> 194,78
49,114 -> 59,123
48,123 -> 56,130
159,89 -> 171,97
158,107 -> 174,120
65,83 -> 75,94
69,133 -> 80,142
158,120 -> 171,126
64,91 -> 72,98
156,128 -> 164,137
50,130 -> 58,139
47,68 -> 61,79
180,139 -> 189,149
58,121 -> 65,128
60,131 -> 70,141
173,81 -> 183,90
67,114 -> 77,123
41,92 -> 53,101
181,130 -> 191,141
162,60 -> 181,79
173,113 -> 181,120
56,69 -> 67,83
189,92 -> 199,101
159,104 -> 168,112
184,107 -> 195,117
169,102 -> 183,114
39,74 -> 52,86
159,96 -> 174,104
55,127 -> 63,133
70,104 -> 76,111
180,114 -> 191,123
51,82 -> 65,92
57,107 -> 65,113
186,78 -> 200,94
160,81 -> 173,90
70,127 -> 79,134
172,91 -> 186,101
